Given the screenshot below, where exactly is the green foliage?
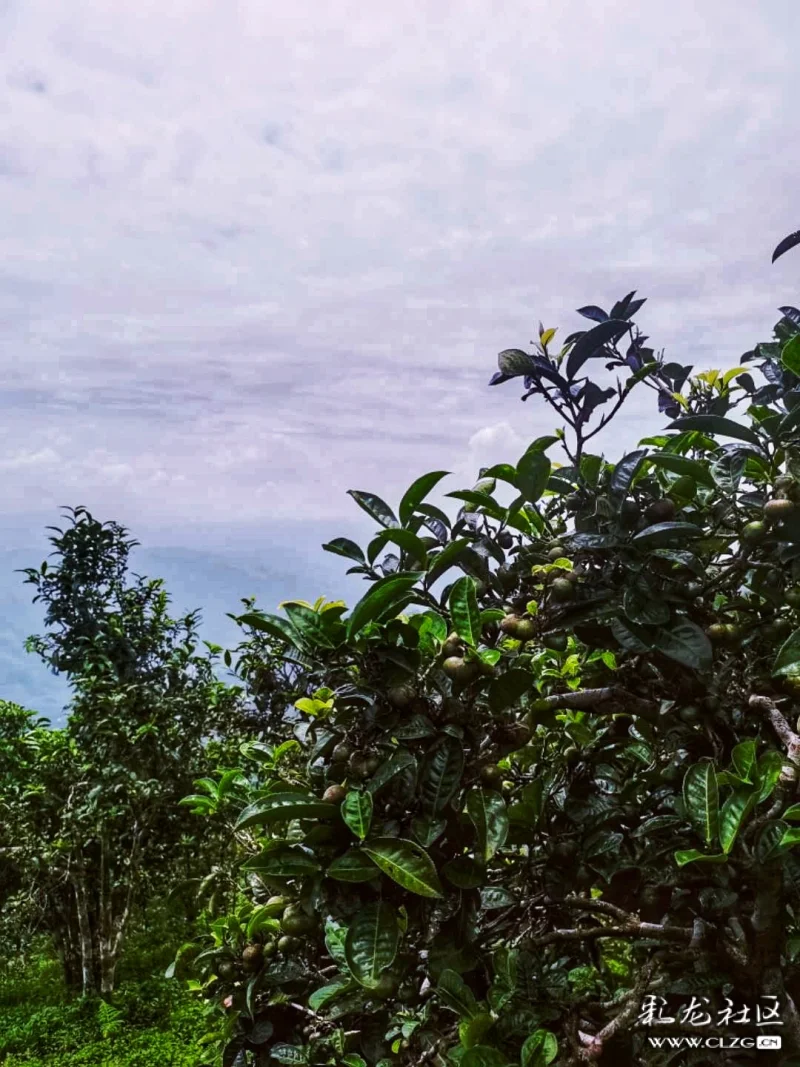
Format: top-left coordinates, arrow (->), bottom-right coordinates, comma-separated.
175,237 -> 800,1065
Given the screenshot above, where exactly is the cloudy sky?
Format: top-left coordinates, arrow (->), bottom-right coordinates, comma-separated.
1,0 -> 799,560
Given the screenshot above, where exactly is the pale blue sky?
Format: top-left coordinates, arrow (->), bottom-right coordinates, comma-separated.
1,0 -> 799,551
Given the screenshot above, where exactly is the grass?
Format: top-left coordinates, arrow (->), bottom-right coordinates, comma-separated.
0,930 -> 210,1066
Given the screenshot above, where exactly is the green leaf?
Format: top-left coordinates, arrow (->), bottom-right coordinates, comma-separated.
666,415 -> 762,449
654,620 -> 712,671
234,612 -> 303,648
566,319 -> 630,380
488,669 -> 533,714
242,847 -> 321,878
647,453 -> 715,488
516,451 -> 551,505
756,751 -> 785,804
784,804 -> 800,823
720,788 -> 756,854
521,1030 -> 558,1067
326,851 -> 379,883
346,574 -> 423,641
772,628 -> 800,676
610,450 -> 648,495
438,969 -> 479,1018
399,471 -> 451,526
782,335 -> 800,376
308,977 -> 355,1011
780,827 -> 800,848
236,793 -> 338,830
361,838 -> 444,898
465,790 -> 509,861
632,522 -> 703,549
367,528 -> 430,567
674,850 -> 728,867
341,791 -> 373,839
426,539 -> 471,586
731,741 -> 757,783
322,538 -> 366,563
283,603 -> 336,649
366,751 -> 417,797
344,902 -> 400,988
442,856 -> 486,889
459,1014 -> 495,1050
461,1046 -> 510,1067
412,816 -> 447,848
270,1045 -> 308,1066
420,735 -> 465,815
346,490 -> 399,529
449,576 -> 482,647
683,761 -> 719,846
480,887 -> 516,910
756,820 -> 790,863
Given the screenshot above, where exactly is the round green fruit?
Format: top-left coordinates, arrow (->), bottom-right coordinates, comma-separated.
323,784 -> 347,804
548,545 -> 567,561
363,755 -> 381,775
217,960 -> 236,981
497,531 -> 514,549
679,705 -> 702,724
786,588 -> 800,608
387,684 -> 415,709
496,565 -> 517,591
442,656 -> 479,685
331,743 -> 351,764
280,906 -> 315,937
765,498 -> 796,522
513,618 -> 537,641
242,943 -> 264,973
442,632 -> 464,657
550,578 -> 575,603
542,631 -> 568,652
500,614 -> 521,635
277,935 -> 299,953
480,764 -> 503,787
645,498 -> 676,524
741,520 -> 767,544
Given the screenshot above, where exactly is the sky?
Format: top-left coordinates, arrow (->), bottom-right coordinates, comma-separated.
1,0 -> 800,565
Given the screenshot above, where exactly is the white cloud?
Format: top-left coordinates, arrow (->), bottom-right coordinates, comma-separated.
0,0 -> 798,543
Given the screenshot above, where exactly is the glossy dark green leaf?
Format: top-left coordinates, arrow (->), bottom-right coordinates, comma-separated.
242,847 -> 321,878
516,451 -> 551,505
720,787 -> 756,854
346,490 -> 399,529
437,968 -> 479,1018
326,851 -> 379,883
412,816 -> 447,848
632,522 -> 703,549
683,761 -> 719,846
425,539 -> 471,586
367,528 -> 430,567
321,538 -> 366,563
610,449 -> 648,495
655,620 -> 712,671
361,838 -> 444,898
399,471 -> 451,526
521,1030 -> 558,1067
442,856 -> 486,889
420,735 -> 465,815
344,902 -> 400,988
308,976 -> 355,1011
283,604 -> 336,649
647,453 -> 715,488
566,319 -> 630,380
466,790 -> 509,861
462,1046 -> 510,1067
449,576 -> 481,648
236,793 -> 338,830
234,612 -> 303,648
488,669 -> 533,714
346,574 -> 423,641
341,791 -> 373,839
666,415 -> 762,448
366,751 -> 416,797
772,628 -> 800,676
773,230 -> 800,263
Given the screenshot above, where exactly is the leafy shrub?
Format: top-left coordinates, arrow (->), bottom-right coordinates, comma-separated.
179,234 -> 800,1064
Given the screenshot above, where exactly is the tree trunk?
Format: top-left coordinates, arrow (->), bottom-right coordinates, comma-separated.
71,862 -> 96,997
